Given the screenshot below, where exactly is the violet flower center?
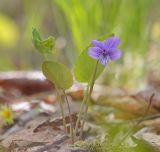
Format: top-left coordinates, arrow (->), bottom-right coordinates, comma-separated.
102,50 -> 107,57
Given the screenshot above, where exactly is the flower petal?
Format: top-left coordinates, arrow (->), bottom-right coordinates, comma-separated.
108,48 -> 122,60
104,36 -> 120,49
92,40 -> 105,49
99,54 -> 109,65
88,47 -> 103,60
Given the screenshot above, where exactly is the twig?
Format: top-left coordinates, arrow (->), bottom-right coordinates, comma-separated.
33,135 -> 69,152
118,93 -> 155,146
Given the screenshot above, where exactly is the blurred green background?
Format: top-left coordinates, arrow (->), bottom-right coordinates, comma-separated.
0,0 -> 160,88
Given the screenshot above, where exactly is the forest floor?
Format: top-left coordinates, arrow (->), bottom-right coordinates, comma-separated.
0,71 -> 160,152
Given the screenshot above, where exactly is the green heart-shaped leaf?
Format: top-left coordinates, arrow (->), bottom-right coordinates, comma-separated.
42,61 -> 73,89
74,33 -> 113,83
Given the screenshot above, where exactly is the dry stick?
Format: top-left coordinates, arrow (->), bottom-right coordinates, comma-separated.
55,87 -> 66,132
136,93 -> 155,126
118,93 -> 155,146
33,135 -> 69,152
79,60 -> 99,139
137,113 -> 160,121
62,89 -> 74,143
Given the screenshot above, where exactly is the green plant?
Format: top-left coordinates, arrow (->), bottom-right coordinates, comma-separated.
32,27 -> 121,143
32,28 -> 73,141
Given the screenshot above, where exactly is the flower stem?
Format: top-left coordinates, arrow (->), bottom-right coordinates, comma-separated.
62,89 -> 74,143
55,86 -> 66,132
79,60 -> 99,139
74,84 -> 90,137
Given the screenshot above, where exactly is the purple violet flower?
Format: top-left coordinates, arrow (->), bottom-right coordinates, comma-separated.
88,36 -> 122,65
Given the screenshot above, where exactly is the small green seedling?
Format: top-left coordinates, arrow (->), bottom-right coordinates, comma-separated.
32,28 -> 55,55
